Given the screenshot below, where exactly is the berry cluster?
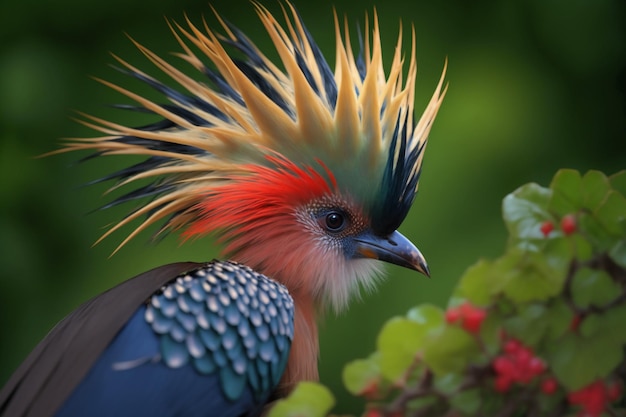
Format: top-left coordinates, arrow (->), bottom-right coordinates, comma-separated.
445,302 -> 487,333
540,213 -> 577,237
568,380 -> 622,417
492,338 -> 547,393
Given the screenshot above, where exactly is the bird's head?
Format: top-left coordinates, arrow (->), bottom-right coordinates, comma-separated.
61,3 -> 446,311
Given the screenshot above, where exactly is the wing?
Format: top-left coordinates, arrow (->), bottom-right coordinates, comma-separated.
0,262 -> 200,417
0,261 -> 294,417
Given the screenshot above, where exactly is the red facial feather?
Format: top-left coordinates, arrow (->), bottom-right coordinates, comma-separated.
185,155 -> 336,248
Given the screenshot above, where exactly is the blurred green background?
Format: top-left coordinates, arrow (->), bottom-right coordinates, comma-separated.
1,0 -> 624,412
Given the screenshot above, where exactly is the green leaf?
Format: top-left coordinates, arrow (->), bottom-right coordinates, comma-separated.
376,306 -> 444,381
581,170 -> 611,212
544,237 -> 579,269
502,182 -> 552,249
268,382 -> 334,417
495,247 -> 568,304
452,259 -> 495,306
504,303 -> 549,346
406,304 -> 444,327
480,311 -> 504,355
570,234 -> 594,261
504,299 -> 572,347
578,212 -> 613,253
610,239 -> 626,268
543,298 -> 574,342
596,190 -> 626,235
609,170 -> 626,196
376,318 -> 425,381
406,396 -> 437,411
342,354 -> 381,395
449,388 -> 482,415
547,331 -> 622,390
579,180 -> 626,251
572,268 -> 621,309
549,169 -> 582,216
434,373 -> 464,394
484,250 -> 524,296
500,264 -> 557,304
580,304 -> 626,344
422,326 -> 480,375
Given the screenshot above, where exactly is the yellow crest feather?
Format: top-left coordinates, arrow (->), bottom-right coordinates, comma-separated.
56,3 -> 447,251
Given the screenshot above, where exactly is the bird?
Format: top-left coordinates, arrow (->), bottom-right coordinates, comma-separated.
0,3 -> 446,417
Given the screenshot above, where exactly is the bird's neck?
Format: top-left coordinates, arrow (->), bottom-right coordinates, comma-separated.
278,291 -> 319,393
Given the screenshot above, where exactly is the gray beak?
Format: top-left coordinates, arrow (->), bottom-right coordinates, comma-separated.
353,230 -> 430,277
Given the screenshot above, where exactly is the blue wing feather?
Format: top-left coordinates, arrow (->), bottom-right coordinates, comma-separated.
57,306 -> 258,417
56,261 -> 294,417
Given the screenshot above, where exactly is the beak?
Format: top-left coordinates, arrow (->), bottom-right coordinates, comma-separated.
353,230 -> 430,277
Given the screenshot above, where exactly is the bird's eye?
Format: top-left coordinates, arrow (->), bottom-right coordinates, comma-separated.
324,211 -> 346,232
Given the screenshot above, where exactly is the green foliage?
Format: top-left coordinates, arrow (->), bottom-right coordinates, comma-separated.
343,354 -> 381,395
268,382 -> 335,417
274,169 -> 626,416
422,325 -> 481,376
377,306 -> 443,380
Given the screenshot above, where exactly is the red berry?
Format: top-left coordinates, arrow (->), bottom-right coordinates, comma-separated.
561,214 -> 577,235
568,381 -> 608,417
504,339 -> 521,354
494,375 -> 512,393
528,357 -> 546,375
445,307 -> 461,324
459,303 -> 487,334
514,346 -> 533,364
462,311 -> 486,333
540,221 -> 554,237
585,384 -> 607,415
541,378 -> 558,395
493,356 -> 514,374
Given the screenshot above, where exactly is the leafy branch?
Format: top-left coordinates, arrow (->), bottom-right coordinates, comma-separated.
270,169 -> 626,417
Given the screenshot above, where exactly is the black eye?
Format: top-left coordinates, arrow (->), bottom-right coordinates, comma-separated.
325,211 -> 346,232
